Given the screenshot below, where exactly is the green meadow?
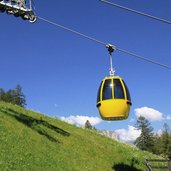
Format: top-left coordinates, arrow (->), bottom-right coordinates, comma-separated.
0,101 -> 162,171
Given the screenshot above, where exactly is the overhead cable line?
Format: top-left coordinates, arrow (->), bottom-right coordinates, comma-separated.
99,0 -> 171,25
117,48 -> 171,70
38,16 -> 106,46
38,16 -> 171,70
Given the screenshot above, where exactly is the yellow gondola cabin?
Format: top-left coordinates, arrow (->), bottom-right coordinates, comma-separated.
96,75 -> 132,120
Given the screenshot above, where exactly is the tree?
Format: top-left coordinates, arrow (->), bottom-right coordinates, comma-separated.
0,85 -> 26,107
0,88 -> 11,103
153,135 -> 162,155
0,88 -> 5,100
85,120 -> 92,129
161,123 -> 171,158
14,85 -> 26,107
6,89 -> 16,103
134,116 -> 154,152
166,136 -> 171,159
166,137 -> 171,159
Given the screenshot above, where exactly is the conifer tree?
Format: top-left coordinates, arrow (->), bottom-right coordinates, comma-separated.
153,135 -> 162,155
134,116 -> 154,152
166,137 -> 171,159
161,123 -> 171,158
14,85 -> 26,107
6,89 -> 15,103
85,120 -> 92,129
0,88 -> 5,100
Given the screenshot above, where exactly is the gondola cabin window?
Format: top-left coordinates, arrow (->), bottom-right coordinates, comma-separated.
102,79 -> 113,100
123,80 -> 131,101
114,79 -> 124,99
97,82 -> 102,102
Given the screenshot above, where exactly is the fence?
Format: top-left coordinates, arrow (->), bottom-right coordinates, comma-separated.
145,159 -> 171,171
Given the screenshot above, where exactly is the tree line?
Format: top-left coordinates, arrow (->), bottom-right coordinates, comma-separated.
134,116 -> 171,159
0,85 -> 26,107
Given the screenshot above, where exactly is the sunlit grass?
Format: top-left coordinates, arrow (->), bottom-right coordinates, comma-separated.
0,101 -> 162,171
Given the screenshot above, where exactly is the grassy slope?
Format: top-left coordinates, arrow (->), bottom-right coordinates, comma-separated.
0,101 -> 161,171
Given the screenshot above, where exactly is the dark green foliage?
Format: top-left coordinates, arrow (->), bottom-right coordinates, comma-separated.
166,138 -> 171,159
152,123 -> 171,159
134,117 -> 171,159
160,123 -> 171,159
0,85 -> 26,107
153,135 -> 163,155
13,85 -> 26,107
134,116 -> 154,152
0,88 -> 5,98
0,88 -> 10,102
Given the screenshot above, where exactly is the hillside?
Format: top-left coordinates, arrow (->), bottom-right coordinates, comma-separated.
0,101 -> 162,171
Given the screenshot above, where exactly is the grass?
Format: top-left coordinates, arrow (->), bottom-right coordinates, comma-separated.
0,101 -> 162,171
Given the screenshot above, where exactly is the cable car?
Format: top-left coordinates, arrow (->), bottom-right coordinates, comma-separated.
0,0 -> 37,23
96,44 -> 132,120
97,75 -> 132,120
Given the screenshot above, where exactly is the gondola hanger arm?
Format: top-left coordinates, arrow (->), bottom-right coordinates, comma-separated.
105,44 -> 116,76
106,44 -> 116,55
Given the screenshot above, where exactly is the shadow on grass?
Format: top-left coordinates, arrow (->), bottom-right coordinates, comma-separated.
1,108 -> 70,143
112,164 -> 142,171
112,158 -> 143,171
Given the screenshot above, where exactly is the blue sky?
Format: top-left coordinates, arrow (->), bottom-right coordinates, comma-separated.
1,0 -> 171,142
